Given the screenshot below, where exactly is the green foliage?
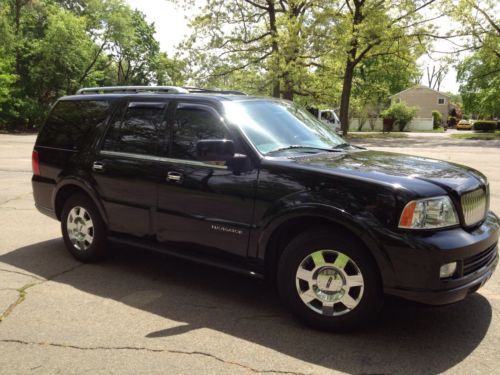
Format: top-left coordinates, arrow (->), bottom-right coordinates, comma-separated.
0,0 -> 187,130
178,0 -> 427,120
381,102 -> 417,132
451,1 -> 499,118
457,44 -> 500,118
473,121 -> 497,132
451,131 -> 500,141
432,110 -> 442,129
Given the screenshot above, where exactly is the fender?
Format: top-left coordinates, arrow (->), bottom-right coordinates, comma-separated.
52,177 -> 109,225
254,204 -> 396,287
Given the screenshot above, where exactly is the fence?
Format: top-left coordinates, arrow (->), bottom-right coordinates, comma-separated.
349,118 -> 433,131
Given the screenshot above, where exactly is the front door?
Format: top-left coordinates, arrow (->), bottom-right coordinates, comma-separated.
156,102 -> 258,257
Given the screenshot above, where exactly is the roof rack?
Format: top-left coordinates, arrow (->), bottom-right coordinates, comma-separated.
76,86 -> 189,95
182,86 -> 247,95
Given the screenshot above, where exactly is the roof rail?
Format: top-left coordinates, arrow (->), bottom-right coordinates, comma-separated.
76,86 -> 189,95
182,86 -> 247,95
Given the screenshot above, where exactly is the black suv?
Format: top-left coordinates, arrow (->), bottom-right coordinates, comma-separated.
32,86 -> 499,330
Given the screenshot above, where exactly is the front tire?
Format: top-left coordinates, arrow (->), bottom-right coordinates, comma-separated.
61,193 -> 108,262
277,228 -> 383,331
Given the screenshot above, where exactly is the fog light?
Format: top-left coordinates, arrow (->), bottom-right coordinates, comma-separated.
440,262 -> 457,279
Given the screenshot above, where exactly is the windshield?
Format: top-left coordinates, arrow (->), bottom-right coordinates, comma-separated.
224,100 -> 347,155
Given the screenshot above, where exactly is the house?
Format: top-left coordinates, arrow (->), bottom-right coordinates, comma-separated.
390,85 -> 450,122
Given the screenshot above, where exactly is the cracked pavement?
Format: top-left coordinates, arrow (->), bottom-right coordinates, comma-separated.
1,133 -> 499,374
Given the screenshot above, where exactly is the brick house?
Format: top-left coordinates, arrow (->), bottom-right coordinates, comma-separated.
390,85 -> 450,122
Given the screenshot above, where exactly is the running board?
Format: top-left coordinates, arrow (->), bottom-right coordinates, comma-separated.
108,235 -> 264,279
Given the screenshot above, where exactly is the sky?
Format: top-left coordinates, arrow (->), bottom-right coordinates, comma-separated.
125,0 -> 461,93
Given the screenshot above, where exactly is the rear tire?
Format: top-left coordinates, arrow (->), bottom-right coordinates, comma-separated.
277,228 -> 383,331
61,193 -> 108,262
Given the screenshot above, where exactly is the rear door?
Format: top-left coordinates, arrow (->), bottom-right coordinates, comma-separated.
92,99 -> 169,237
155,102 -> 258,257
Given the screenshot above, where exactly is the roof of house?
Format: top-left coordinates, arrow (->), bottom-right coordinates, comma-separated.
389,85 -> 451,98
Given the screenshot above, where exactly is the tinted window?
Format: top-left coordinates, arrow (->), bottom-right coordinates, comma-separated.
103,102 -> 167,156
172,106 -> 229,160
38,100 -> 110,150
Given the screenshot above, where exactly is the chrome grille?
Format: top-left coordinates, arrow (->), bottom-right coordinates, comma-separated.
461,188 -> 487,226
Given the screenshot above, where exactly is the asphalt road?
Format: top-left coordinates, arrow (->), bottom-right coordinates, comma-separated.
1,134 -> 499,374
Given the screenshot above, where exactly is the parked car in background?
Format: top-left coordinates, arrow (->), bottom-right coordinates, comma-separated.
32,86 -> 499,331
457,119 -> 473,130
308,108 -> 342,133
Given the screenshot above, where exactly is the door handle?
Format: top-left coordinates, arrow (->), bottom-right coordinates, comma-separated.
167,171 -> 183,183
93,161 -> 105,172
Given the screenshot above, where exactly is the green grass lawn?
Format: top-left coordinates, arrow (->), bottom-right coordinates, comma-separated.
451,131 -> 500,140
346,132 -> 409,139
414,127 -> 445,133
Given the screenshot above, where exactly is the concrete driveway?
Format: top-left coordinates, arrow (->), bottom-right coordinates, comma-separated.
1,134 -> 499,374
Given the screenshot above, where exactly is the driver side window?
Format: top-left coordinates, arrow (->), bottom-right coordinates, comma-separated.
171,105 -> 230,160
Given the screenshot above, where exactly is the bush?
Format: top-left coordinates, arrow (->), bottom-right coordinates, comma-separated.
432,110 -> 442,129
381,102 -> 418,132
473,121 -> 497,132
448,116 -> 458,128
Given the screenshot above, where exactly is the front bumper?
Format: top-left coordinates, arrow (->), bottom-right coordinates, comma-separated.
385,251 -> 497,305
382,211 -> 499,305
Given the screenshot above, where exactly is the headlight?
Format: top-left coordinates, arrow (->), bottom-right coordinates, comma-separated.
399,196 -> 459,229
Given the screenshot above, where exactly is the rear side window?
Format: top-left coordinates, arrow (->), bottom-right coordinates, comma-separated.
37,100 -> 110,150
102,102 -> 167,156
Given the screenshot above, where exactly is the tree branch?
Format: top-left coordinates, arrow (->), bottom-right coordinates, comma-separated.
207,50 -> 273,78
472,4 -> 500,34
243,0 -> 269,11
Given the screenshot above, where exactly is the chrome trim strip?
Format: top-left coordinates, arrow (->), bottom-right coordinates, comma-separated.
36,145 -> 78,152
99,150 -> 228,170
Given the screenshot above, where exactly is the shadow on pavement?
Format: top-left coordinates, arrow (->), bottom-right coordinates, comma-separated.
1,239 -> 493,374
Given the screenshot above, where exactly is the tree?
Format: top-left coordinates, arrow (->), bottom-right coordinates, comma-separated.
457,35 -> 500,117
0,0 -> 187,129
178,0 -> 329,99
329,0 -> 436,135
0,3 -> 18,129
179,0 -> 432,134
451,0 -> 499,117
153,53 -> 186,86
426,63 -> 448,91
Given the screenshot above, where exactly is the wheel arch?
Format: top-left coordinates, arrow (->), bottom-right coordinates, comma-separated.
53,178 -> 108,225
259,208 -> 395,288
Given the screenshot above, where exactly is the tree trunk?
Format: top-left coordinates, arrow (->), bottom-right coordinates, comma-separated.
282,72 -> 294,100
14,0 -> 23,77
339,59 -> 356,135
339,0 -> 364,136
267,0 -> 280,97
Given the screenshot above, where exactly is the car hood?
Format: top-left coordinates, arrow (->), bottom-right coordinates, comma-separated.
287,150 -> 486,193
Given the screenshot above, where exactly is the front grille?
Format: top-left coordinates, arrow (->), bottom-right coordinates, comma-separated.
463,244 -> 497,276
461,188 -> 487,226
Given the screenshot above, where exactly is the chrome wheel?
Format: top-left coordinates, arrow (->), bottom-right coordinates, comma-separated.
66,206 -> 94,251
295,249 -> 364,316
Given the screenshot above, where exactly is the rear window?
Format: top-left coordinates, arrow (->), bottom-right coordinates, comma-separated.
102,102 -> 167,156
37,100 -> 110,150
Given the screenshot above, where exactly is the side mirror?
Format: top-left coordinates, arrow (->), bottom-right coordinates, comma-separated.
196,139 -> 235,162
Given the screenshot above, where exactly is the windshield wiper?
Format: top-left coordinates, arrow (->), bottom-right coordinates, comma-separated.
332,143 -> 351,149
266,145 -> 344,155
